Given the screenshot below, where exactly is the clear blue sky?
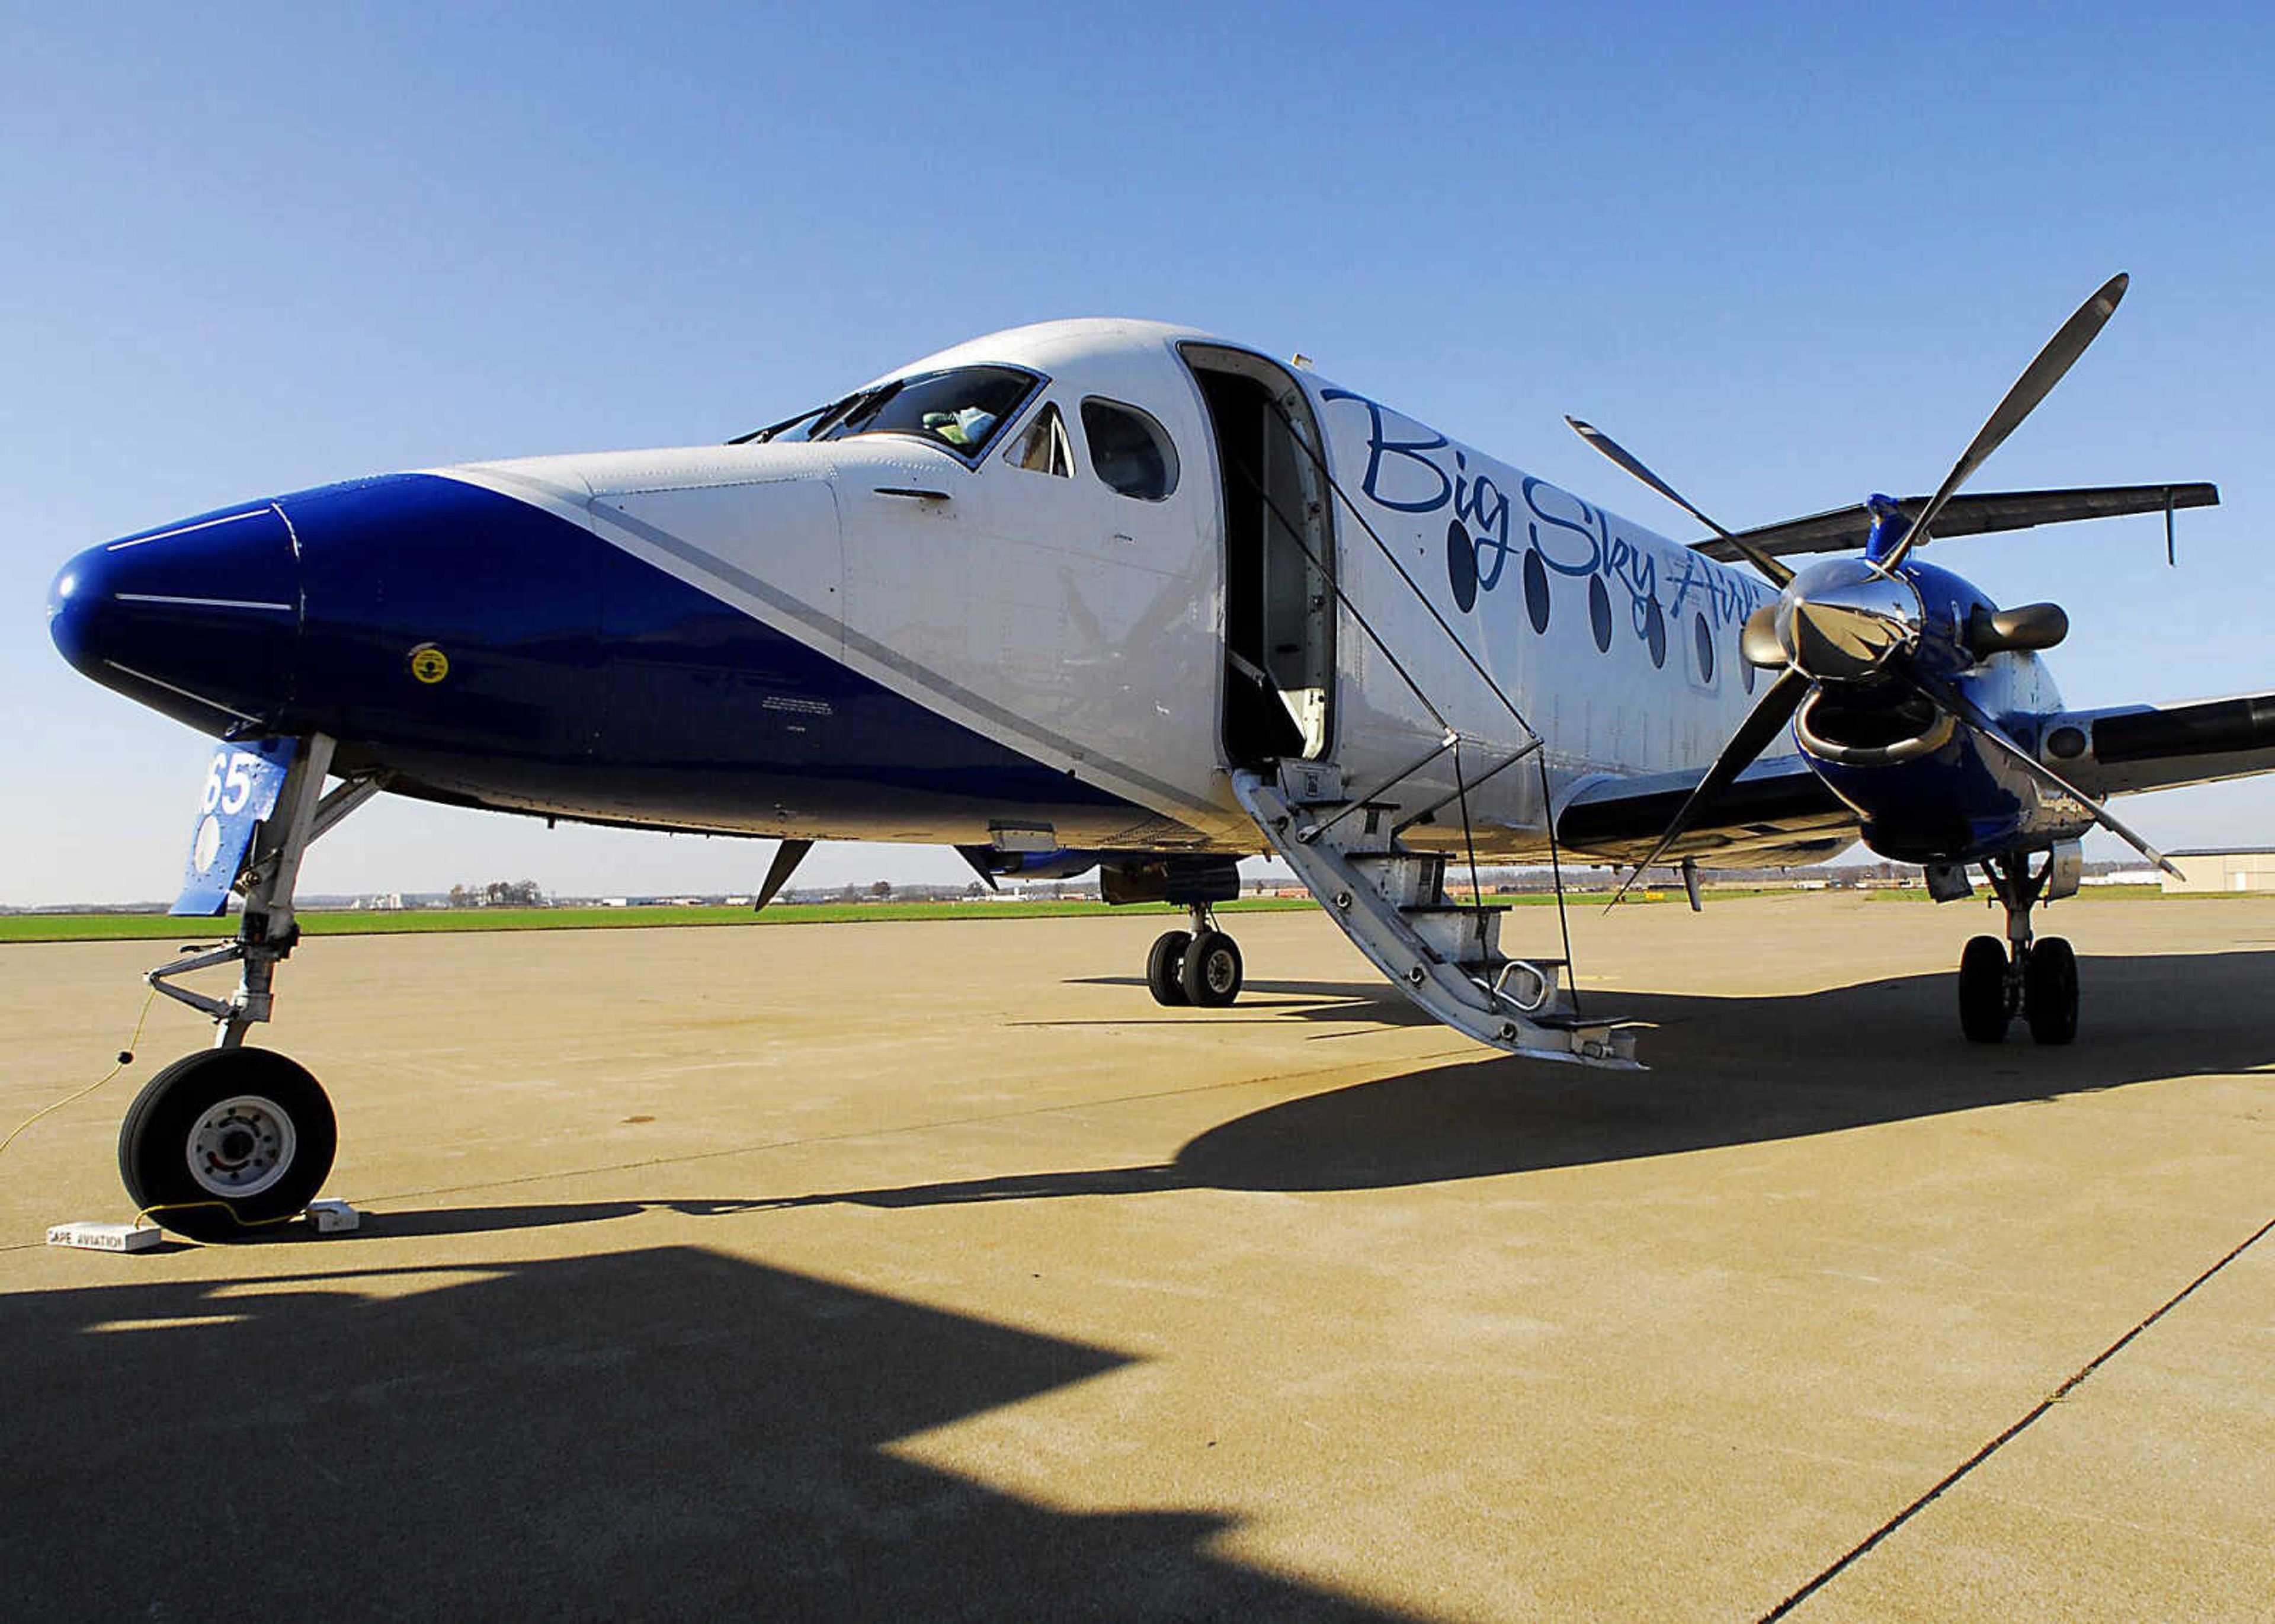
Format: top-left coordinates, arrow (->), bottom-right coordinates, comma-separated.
5,2 -> 2271,905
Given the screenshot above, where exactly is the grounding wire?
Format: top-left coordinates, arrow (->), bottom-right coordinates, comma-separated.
0,985 -> 159,1162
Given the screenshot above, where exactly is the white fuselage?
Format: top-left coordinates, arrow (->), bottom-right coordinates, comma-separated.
440,319 -> 1781,859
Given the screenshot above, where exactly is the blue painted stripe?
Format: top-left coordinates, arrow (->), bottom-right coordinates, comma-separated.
273,473 -> 1156,836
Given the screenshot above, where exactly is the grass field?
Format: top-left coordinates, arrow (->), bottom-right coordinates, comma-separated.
0,896 -> 1322,944
0,883 -> 2210,943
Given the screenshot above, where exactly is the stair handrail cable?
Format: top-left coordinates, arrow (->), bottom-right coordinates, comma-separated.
1223,451 -> 1452,736
1258,402 -> 1586,1017
1300,735 -> 1457,847
1390,736 -> 1542,835
1223,456 -> 1530,850
1267,403 -> 1539,741
1537,749 -> 1582,1016
1452,737 -> 1487,933
1226,451 -> 1530,948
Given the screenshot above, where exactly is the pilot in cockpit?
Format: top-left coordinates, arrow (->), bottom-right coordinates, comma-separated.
922,405 -> 998,447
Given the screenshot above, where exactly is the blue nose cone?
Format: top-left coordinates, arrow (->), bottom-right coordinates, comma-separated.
49,501 -> 302,733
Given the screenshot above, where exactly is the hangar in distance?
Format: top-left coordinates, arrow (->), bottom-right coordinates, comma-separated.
47,273 -> 2275,1239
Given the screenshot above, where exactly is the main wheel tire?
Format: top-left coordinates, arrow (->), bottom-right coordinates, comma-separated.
118,1048 -> 337,1243
1181,930 -> 1243,1008
1958,935 -> 2011,1043
2024,936 -> 2079,1046
1146,930 -> 1192,1006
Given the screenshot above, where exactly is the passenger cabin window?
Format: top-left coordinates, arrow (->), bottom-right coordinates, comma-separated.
1005,402 -> 1073,476
780,365 -> 1039,460
1081,399 -> 1178,500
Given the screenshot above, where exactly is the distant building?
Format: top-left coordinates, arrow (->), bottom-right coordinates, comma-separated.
2162,849 -> 2275,894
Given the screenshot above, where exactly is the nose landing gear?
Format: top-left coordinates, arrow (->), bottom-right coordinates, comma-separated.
1146,905 -> 1244,1009
1956,850 -> 2078,1046
132,734 -> 384,1240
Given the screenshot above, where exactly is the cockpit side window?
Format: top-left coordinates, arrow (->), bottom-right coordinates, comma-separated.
1005,401 -> 1074,477
1080,399 -> 1179,500
771,365 -> 1040,460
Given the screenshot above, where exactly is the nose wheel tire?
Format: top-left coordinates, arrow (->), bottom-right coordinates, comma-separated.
1957,934 -> 2011,1043
118,1048 -> 336,1242
2024,936 -> 2079,1045
1181,930 -> 1244,1008
1146,930 -> 1193,1005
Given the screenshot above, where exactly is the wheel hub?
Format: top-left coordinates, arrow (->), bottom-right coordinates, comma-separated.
185,1094 -> 297,1199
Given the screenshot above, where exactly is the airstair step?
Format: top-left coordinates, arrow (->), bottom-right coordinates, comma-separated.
1527,1011 -> 1644,1032
1229,767 -> 1642,1069
1342,852 -> 1445,907
1401,902 -> 1504,963
1306,810 -> 1405,851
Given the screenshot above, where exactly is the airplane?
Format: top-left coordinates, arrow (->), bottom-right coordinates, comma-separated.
46,273 -> 2275,1242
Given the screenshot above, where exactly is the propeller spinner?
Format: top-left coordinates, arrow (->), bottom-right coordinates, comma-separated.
1770,557 -> 1924,683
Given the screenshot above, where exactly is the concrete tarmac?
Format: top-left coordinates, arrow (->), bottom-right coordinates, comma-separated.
2,895 -> 2269,1621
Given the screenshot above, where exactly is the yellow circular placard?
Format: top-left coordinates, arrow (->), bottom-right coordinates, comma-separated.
408,645 -> 450,684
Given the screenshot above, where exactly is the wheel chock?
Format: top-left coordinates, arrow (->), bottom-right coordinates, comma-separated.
305,1199 -> 360,1235
47,1199 -> 360,1251
46,1221 -> 165,1253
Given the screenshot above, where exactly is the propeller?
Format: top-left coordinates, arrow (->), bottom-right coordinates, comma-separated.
1605,274 -> 2143,901
1564,418 -> 1793,588
1607,668 -> 1809,906
1882,272 -> 2128,570
1895,667 -> 2180,876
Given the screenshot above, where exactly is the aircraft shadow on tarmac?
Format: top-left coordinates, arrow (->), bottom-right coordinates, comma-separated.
776,947 -> 2275,1207
365,947 -> 2271,1229
5,1248 -> 1403,1622
22,959 -> 2259,1615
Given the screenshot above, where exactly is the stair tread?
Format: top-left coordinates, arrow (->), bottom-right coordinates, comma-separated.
1228,765 -> 1642,1069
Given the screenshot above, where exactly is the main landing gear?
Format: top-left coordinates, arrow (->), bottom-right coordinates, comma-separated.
1956,850 -> 2078,1046
1146,905 -> 1245,1009
131,735 -> 383,1241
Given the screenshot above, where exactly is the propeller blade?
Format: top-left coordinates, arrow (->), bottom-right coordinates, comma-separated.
1901,670 -> 2180,877
1885,273 -> 2129,569
1565,417 -> 1794,588
1608,667 -> 1812,907
754,838 -> 815,911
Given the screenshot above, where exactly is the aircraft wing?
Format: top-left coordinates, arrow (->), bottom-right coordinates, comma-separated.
1693,483 -> 2217,564
1555,755 -> 1857,867
2043,690 -> 2275,797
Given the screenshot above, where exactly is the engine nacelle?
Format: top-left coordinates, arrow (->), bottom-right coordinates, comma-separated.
1789,562 -> 2087,865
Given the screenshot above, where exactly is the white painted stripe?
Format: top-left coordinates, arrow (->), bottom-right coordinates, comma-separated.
105,509 -> 272,552
114,592 -> 296,613
101,660 -> 263,724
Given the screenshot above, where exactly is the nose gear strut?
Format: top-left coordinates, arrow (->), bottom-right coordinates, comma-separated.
127,733 -> 386,1240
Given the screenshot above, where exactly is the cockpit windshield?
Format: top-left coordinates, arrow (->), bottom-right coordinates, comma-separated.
741,365 -> 1040,459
